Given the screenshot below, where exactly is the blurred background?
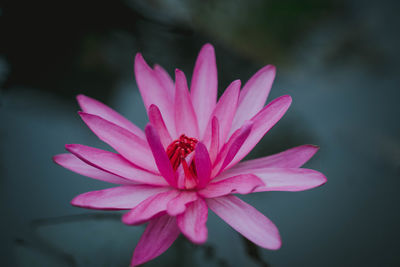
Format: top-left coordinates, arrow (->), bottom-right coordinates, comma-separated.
1,0 -> 399,266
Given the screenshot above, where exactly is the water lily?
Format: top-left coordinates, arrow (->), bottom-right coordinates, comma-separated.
53,43 -> 326,266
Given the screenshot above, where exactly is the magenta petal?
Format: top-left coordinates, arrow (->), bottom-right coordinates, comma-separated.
175,69 -> 199,137
209,117 -> 220,163
145,124 -> 176,187
153,64 -> 175,97
250,168 -> 327,192
148,105 -> 172,148
231,65 -> 276,133
131,214 -> 180,267
207,195 -> 281,250
190,43 -> 218,138
76,94 -> 146,139
177,198 -> 208,244
231,145 -> 319,171
218,167 -> 326,192
227,95 -> 292,168
195,142 -> 212,188
65,144 -> 167,186
122,189 -> 179,225
166,191 -> 198,216
135,53 -> 176,137
71,185 -> 170,210
79,112 -> 157,172
198,174 -> 264,198
214,121 -> 253,175
53,153 -> 133,185
211,79 -> 240,146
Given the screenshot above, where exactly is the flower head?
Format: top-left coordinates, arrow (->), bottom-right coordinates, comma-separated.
54,43 -> 327,266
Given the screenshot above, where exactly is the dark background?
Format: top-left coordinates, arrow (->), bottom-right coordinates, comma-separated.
1,0 -> 399,266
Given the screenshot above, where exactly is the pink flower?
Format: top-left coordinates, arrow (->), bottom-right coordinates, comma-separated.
53,43 -> 326,266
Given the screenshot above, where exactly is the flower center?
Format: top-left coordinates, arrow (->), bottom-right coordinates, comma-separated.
166,135 -> 198,189
166,135 -> 198,171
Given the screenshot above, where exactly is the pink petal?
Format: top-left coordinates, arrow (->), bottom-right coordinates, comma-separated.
65,144 -> 168,186
177,198 -> 208,244
145,124 -> 176,187
222,168 -> 327,192
148,105 -> 172,148
190,43 -> 218,138
213,121 -> 253,176
230,145 -> 319,172
220,121 -> 252,171
135,53 -> 176,137
175,69 -> 199,138
227,95 -> 292,169
209,117 -> 220,163
79,112 -> 157,172
153,64 -> 175,97
122,189 -> 179,225
71,185 -> 170,210
76,94 -> 145,139
211,79 -> 240,146
198,174 -> 264,198
131,214 -> 180,267
206,195 -> 281,250
231,65 -> 276,133
166,191 -> 198,216
53,153 -> 133,185
175,164 -> 186,189
195,142 -> 212,189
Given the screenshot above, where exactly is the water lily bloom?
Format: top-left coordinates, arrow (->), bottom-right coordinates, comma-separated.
53,43 -> 326,266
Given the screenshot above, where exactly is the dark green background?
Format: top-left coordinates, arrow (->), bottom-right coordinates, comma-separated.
1,0 -> 399,266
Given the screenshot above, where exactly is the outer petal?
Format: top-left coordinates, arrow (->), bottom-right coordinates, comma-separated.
65,144 -> 168,186
79,112 -> 157,172
135,53 -> 176,137
230,145 -> 319,171
227,95 -> 292,169
220,168 -> 327,192
53,153 -> 133,185
166,191 -> 198,216
153,64 -> 175,97
122,189 -> 179,225
190,43 -> 218,138
195,142 -> 212,188
177,198 -> 208,244
71,185 -> 170,210
198,174 -> 264,198
131,214 -> 180,267
145,124 -> 176,187
207,195 -> 281,250
76,94 -> 145,139
231,65 -> 276,133
175,69 -> 199,137
148,104 -> 172,148
211,79 -> 240,146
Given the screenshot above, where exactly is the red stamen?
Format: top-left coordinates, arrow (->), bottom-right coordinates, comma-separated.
166,135 -> 198,172
166,135 -> 199,189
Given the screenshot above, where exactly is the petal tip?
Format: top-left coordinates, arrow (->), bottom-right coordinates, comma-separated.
175,68 -> 183,75
76,94 -> 86,102
121,212 -> 133,225
201,43 -> 215,53
269,237 -> 282,250
52,154 -> 60,164
265,64 -> 276,72
134,53 -> 150,72
135,52 -> 144,61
